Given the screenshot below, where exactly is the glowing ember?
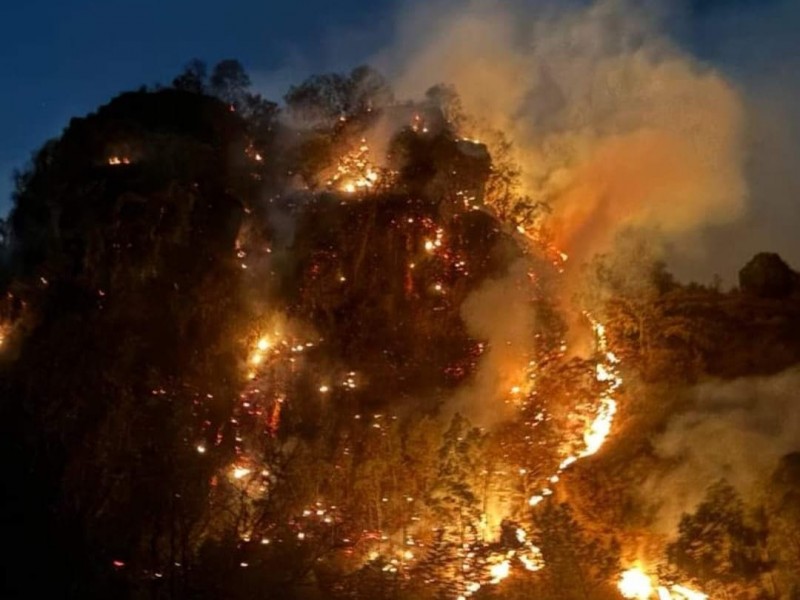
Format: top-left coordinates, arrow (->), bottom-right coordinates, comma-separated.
519,552 -> 542,572
232,466 -> 251,479
515,527 -> 526,543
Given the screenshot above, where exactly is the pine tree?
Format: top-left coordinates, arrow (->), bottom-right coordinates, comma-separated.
667,480 -> 771,599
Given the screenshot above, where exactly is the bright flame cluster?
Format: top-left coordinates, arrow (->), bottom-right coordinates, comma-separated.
327,138 -> 382,194
619,567 -> 708,600
576,318 -> 621,460
526,313 -> 623,507
458,533 -> 544,600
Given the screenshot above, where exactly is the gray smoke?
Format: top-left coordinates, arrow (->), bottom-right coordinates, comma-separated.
643,367 -> 800,530
376,0 -> 747,273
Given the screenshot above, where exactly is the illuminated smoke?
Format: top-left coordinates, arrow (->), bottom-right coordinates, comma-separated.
450,259 -> 538,426
380,0 -> 746,267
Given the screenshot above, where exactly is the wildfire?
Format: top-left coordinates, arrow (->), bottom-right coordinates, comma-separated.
327,138 -> 384,194
224,199 -> 627,600
524,312 -> 623,510
618,567 -> 709,600
212,125 -> 660,600
576,319 -> 621,459
107,156 -> 131,165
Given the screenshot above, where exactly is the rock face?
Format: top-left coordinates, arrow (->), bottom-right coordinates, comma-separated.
8,89 -> 249,285
739,252 -> 798,298
0,89 -> 258,599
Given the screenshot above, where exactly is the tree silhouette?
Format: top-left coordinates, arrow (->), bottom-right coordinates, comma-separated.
667,481 -> 770,599
173,59 -> 207,94
210,59 -> 251,107
532,502 -> 621,600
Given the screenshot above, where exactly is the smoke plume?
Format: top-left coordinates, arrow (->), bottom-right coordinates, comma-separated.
450,259 -> 538,426
667,0 -> 800,282
644,367 -> 800,530
378,0 -> 747,268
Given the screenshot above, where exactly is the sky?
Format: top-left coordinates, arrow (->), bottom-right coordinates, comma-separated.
0,0 -> 797,280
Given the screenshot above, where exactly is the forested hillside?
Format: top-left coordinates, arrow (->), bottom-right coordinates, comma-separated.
1,61 -> 798,600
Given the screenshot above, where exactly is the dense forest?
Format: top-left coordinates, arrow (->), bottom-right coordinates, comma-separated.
1,60 -> 799,600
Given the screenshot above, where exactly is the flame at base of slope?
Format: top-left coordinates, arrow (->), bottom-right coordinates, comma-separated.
619,567 -> 708,600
